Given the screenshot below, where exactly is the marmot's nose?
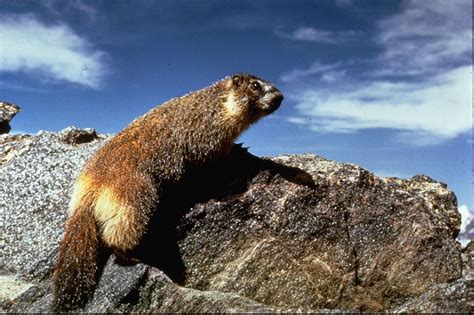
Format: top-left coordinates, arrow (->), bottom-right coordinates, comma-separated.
271,92 -> 284,108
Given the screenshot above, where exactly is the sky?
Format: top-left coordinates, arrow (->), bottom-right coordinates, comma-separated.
0,0 -> 472,215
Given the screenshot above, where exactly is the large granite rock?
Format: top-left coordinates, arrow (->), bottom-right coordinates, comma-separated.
0,128 -> 471,312
0,102 -> 20,134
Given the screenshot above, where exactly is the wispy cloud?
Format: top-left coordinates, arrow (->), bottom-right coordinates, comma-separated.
42,0 -> 99,21
459,204 -> 472,235
284,0 -> 472,146
374,0 -> 471,76
0,14 -> 108,88
290,66 -> 471,144
276,26 -> 359,43
281,61 -> 341,82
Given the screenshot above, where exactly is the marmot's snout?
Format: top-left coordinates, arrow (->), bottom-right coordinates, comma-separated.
270,92 -> 284,111
262,89 -> 284,114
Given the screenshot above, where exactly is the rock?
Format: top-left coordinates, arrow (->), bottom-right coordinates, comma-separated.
0,129 -> 108,281
462,240 -> 474,276
390,241 -> 473,313
174,153 -> 463,311
0,128 -> 470,312
0,276 -> 34,305
57,126 -> 100,145
0,102 -> 20,134
94,258 -> 321,313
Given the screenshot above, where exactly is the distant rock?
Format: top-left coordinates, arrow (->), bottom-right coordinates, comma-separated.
0,128 -> 471,312
57,126 -> 100,145
0,102 -> 21,134
458,205 -> 474,242
462,220 -> 474,240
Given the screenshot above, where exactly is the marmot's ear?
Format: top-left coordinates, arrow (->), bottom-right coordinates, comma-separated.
232,74 -> 242,87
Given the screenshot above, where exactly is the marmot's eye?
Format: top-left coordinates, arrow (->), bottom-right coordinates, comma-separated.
251,81 -> 262,92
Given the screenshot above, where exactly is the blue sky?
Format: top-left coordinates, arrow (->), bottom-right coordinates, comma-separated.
0,0 -> 472,213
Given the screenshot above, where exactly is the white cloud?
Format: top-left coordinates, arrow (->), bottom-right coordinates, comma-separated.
0,14 -> 107,88
290,65 -> 471,144
320,69 -> 347,83
459,204 -> 472,235
276,26 -> 358,43
281,61 -> 341,82
284,1 -> 472,145
375,0 -> 471,76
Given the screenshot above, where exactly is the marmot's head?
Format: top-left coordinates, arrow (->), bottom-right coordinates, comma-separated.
222,73 -> 284,123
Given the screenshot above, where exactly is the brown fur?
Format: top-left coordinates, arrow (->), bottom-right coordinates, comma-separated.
52,73 -> 283,311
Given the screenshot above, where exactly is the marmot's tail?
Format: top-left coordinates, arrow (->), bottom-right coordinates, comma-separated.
52,205 -> 99,312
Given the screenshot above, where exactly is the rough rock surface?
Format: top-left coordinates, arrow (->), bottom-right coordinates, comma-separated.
392,241 -> 473,313
0,102 -> 20,134
0,128 -> 471,313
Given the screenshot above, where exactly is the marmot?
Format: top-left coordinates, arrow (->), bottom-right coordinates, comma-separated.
52,73 -> 283,311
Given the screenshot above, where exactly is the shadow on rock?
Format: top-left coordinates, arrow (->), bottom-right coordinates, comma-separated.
127,144 -> 315,284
